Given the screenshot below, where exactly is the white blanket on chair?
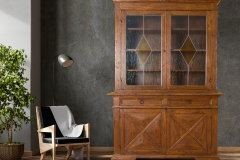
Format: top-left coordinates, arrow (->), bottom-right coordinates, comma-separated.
49,105 -> 84,160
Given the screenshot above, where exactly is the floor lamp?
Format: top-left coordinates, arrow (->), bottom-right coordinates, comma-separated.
53,54 -> 74,105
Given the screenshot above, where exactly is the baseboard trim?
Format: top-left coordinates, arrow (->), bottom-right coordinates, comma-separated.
218,147 -> 240,153
23,147 -> 240,157
23,148 -> 39,157
90,147 -> 114,151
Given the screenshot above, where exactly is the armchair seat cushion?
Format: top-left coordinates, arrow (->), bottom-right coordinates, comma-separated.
43,137 -> 89,144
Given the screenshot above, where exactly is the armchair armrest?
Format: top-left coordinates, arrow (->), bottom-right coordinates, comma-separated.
83,123 -> 90,138
37,125 -> 56,149
37,125 -> 56,133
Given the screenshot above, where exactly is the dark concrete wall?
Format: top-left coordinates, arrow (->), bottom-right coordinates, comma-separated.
218,0 -> 240,146
41,0 -> 114,146
41,0 -> 240,147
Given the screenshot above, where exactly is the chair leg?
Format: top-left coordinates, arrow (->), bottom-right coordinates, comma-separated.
52,147 -> 56,160
87,144 -> 90,160
40,152 -> 46,160
66,146 -> 73,160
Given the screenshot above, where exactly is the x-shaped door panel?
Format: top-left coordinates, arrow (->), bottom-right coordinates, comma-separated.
167,109 -> 211,155
121,109 -> 166,154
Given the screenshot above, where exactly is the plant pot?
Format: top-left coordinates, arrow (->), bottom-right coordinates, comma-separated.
0,142 -> 24,160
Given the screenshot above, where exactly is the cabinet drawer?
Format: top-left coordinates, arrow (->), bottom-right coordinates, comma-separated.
169,97 -> 212,106
120,98 -> 163,106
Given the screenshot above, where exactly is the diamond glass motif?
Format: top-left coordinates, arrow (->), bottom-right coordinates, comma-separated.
136,36 -> 152,64
180,36 -> 196,65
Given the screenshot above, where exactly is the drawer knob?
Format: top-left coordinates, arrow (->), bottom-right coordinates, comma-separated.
188,100 -> 192,104
140,99 -> 144,104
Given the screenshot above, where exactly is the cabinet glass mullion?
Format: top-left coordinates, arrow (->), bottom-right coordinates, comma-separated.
126,15 -> 162,86
170,15 -> 207,86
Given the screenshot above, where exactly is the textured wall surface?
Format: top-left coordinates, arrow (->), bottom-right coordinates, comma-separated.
41,0 -> 114,146
217,0 -> 240,146
41,0 -> 240,147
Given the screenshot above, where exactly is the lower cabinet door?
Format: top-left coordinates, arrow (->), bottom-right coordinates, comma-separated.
167,109 -> 212,155
120,109 -> 166,154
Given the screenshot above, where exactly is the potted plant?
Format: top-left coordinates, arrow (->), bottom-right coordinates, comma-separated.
0,43 -> 34,160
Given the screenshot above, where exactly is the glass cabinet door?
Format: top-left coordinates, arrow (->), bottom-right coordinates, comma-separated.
126,15 -> 162,86
170,15 -> 207,86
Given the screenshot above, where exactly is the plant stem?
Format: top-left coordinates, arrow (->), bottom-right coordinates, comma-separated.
8,128 -> 12,143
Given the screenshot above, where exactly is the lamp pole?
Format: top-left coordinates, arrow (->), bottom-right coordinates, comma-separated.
52,54 -> 74,106
52,56 -> 56,105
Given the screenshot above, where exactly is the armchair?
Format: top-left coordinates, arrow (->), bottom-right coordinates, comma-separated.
36,106 -> 90,160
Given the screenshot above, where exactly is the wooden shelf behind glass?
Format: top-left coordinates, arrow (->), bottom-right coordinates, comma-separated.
171,70 -> 205,72
171,28 -> 206,31
127,49 -> 161,52
128,70 -> 161,72
127,28 -> 161,31
171,49 -> 206,51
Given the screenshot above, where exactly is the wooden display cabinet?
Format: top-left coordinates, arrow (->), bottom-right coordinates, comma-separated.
108,0 -> 222,160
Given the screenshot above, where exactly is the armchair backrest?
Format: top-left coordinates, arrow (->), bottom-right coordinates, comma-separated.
37,106 -> 87,138
39,106 -> 64,138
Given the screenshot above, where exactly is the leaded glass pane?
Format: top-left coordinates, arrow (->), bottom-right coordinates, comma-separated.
126,15 -> 162,86
171,15 -> 206,86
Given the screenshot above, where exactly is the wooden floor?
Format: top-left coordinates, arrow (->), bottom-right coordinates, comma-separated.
21,149 -> 113,160
21,148 -> 240,160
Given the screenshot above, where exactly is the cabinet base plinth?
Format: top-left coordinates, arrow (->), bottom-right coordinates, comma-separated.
111,154 -> 220,160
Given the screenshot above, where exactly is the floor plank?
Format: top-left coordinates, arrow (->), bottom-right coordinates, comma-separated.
21,150 -> 240,160
21,150 -> 113,160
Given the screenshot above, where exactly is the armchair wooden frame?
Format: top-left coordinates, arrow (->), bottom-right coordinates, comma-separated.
36,106 -> 90,160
